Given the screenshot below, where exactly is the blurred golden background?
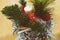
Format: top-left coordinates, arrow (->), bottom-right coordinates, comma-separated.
0,0 -> 60,40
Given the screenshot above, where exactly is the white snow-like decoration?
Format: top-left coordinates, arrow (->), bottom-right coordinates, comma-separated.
18,28 -> 31,34
24,5 -> 33,12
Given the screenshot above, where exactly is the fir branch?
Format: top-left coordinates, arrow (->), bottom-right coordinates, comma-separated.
30,0 -> 55,19
1,4 -> 29,27
42,0 -> 55,7
28,21 -> 45,32
19,0 -> 26,6
30,0 -> 40,4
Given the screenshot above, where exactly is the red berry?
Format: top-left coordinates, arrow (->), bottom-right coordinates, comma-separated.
42,13 -> 51,21
28,12 -> 34,20
28,12 -> 41,22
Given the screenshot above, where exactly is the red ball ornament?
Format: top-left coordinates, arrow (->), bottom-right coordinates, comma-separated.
28,12 -> 35,20
28,12 -> 40,22
42,12 -> 51,21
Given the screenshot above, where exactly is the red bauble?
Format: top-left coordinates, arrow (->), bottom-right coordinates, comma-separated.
28,12 -> 35,20
21,5 -> 25,14
42,12 -> 51,21
28,12 -> 40,22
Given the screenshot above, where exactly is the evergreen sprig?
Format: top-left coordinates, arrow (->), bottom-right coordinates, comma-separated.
30,0 -> 55,19
19,0 -> 26,6
28,21 -> 45,32
42,0 -> 55,7
1,4 -> 45,32
1,0 -> 54,32
1,4 -> 30,27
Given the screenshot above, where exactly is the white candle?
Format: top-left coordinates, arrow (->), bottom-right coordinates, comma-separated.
24,5 -> 33,12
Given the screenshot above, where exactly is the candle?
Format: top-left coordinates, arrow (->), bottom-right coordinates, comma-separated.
24,5 -> 41,21
24,5 -> 35,20
24,5 -> 33,13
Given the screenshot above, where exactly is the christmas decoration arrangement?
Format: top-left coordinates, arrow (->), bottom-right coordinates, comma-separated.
1,0 -> 56,40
